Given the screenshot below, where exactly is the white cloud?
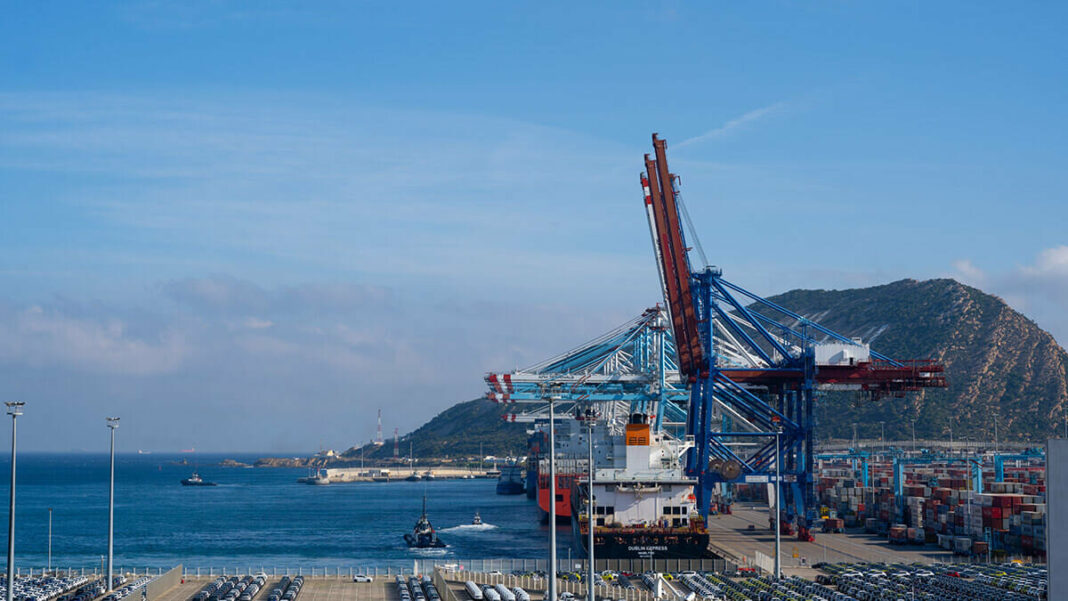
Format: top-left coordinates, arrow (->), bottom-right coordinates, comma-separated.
951,259 -> 986,284
1024,245 -> 1068,276
951,246 -> 1068,345
0,278 -> 632,452
0,305 -> 188,375
676,102 -> 789,148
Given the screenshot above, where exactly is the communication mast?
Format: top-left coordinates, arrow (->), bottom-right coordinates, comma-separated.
373,409 -> 385,446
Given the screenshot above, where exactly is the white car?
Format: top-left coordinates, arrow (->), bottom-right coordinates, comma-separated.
352,575 -> 373,583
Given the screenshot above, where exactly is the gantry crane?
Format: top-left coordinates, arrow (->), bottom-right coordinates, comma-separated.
641,134 -> 947,540
485,306 -> 689,434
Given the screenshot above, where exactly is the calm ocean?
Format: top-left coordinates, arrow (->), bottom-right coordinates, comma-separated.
0,453 -> 570,571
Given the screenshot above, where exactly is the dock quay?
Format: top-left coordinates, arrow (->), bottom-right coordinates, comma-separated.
157,559 -> 1045,601
303,467 -> 494,484
21,556 -> 1044,601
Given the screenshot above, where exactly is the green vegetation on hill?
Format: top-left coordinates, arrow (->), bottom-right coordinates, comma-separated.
343,398 -> 528,460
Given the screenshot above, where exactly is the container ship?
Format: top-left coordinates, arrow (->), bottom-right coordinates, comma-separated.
496,462 -> 525,495
570,414 -> 711,559
525,430 -> 548,499
533,417 -> 613,523
538,457 -> 586,523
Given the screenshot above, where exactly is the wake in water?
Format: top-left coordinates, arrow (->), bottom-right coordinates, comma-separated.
440,523 -> 498,533
407,546 -> 450,556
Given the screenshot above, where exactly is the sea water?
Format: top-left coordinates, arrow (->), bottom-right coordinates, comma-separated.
0,453 -> 572,571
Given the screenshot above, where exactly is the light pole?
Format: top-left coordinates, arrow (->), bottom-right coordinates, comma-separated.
5,402 -> 24,601
993,413 -> 999,455
545,387 -> 559,601
851,423 -> 857,449
106,417 -> 120,592
585,411 -> 595,601
773,425 -> 782,580
911,421 -> 916,454
47,508 -> 52,575
879,421 -> 885,446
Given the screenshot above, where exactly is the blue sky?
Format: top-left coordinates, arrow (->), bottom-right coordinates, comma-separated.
2,2 -> 1066,452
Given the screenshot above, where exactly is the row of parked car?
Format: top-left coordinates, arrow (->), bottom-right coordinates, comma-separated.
56,577 -> 105,601
818,562 -> 1046,601
276,575 -> 303,601
102,575 -> 150,601
0,575 -> 95,601
196,575 -> 269,601
396,576 -> 415,601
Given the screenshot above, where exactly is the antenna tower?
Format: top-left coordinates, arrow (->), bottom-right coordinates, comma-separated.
374,409 -> 385,446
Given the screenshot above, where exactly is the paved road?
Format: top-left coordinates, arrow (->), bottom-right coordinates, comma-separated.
705,504 -> 958,568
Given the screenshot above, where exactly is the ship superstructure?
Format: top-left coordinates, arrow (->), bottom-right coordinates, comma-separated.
572,414 -> 709,559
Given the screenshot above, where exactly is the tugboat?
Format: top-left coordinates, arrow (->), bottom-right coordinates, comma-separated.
403,496 -> 446,548
180,471 -> 217,486
472,510 -> 482,526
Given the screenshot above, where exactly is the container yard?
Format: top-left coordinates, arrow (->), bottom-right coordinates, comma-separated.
809,447 -> 1047,561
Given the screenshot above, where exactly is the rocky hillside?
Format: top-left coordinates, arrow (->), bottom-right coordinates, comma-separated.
764,278 -> 1068,442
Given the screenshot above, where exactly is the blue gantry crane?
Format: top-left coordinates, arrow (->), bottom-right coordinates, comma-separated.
485,306 -> 690,434
641,134 -> 947,540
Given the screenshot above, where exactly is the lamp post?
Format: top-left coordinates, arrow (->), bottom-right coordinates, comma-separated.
851,423 -> 857,449
993,413 -> 999,455
879,421 -> 885,446
585,410 -> 595,601
544,387 -> 559,601
47,508 -> 52,575
5,402 -> 24,601
773,425 -> 782,580
106,417 -> 120,592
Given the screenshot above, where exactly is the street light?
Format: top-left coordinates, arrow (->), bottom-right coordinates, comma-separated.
5,402 -> 24,601
106,417 -> 120,592
773,424 -> 783,580
542,386 -> 560,601
993,413 -> 999,455
47,508 -> 52,575
585,408 -> 595,601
